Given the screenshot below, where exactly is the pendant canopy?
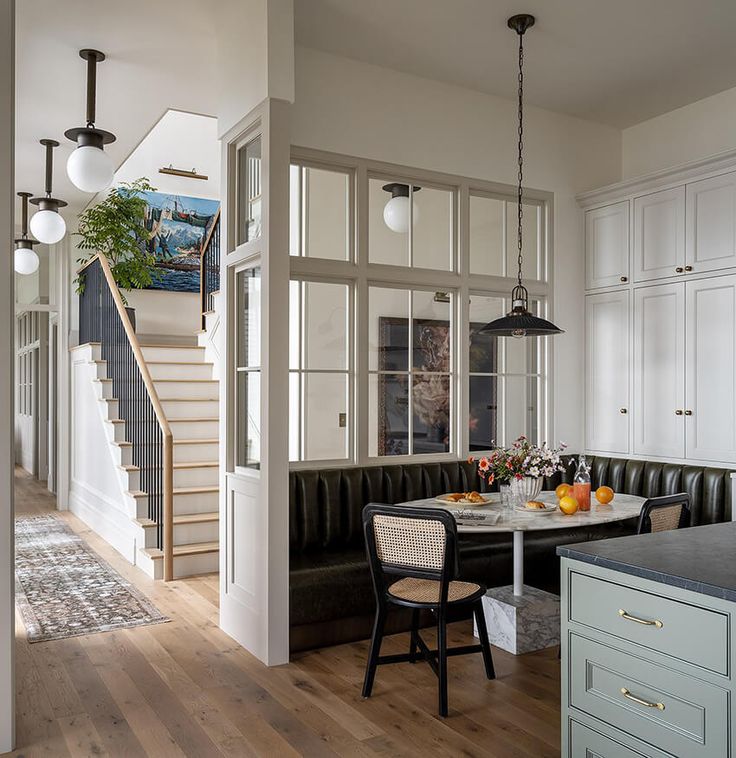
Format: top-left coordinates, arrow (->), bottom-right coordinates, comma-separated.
480,14 -> 563,339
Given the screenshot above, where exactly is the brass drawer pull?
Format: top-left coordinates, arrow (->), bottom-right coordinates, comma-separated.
620,687 -> 665,711
618,608 -> 663,628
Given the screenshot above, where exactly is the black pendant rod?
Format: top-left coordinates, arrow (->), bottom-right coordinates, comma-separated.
18,192 -> 31,237
80,49 -> 105,128
40,139 -> 58,196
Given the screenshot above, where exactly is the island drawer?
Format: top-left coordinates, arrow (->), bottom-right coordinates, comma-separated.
570,634 -> 729,758
569,570 -> 729,675
569,720 -> 670,758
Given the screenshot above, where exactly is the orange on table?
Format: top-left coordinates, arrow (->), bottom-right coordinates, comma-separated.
555,483 -> 571,500
559,495 -> 579,515
595,486 -> 614,505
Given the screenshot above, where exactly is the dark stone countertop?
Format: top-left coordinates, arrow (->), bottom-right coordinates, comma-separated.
557,522 -> 736,603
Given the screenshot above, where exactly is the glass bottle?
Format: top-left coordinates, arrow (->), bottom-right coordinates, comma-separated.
572,456 -> 592,512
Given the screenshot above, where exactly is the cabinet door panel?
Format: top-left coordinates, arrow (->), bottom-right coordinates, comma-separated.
685,275 -> 736,463
586,201 -> 629,289
633,283 -> 685,458
586,291 -> 629,454
633,187 -> 685,282
686,172 -> 736,274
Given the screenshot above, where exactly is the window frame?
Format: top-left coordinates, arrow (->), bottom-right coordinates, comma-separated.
289,147 -> 555,469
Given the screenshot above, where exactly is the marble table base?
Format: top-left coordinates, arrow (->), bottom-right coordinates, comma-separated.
474,585 -> 560,655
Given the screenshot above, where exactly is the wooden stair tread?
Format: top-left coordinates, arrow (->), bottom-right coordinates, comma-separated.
173,438 -> 218,445
169,417 -> 219,422
160,398 -> 219,403
174,485 -> 219,495
134,512 -> 218,527
173,461 -> 219,469
154,378 -> 217,384
141,542 -> 219,559
147,360 -> 214,366
140,343 -> 204,349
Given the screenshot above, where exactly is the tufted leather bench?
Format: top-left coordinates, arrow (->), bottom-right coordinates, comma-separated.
289,456 -> 734,651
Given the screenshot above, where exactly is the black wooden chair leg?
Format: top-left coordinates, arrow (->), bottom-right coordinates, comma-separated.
473,600 -> 495,680
409,609 -> 419,663
437,609 -> 448,717
362,602 -> 387,698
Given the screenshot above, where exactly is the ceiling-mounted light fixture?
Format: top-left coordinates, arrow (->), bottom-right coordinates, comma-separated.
480,14 -> 563,339
14,192 -> 40,275
65,49 -> 116,193
382,183 -> 420,233
29,139 -> 67,245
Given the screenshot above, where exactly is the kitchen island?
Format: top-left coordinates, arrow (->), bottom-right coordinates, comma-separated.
558,522 -> 736,757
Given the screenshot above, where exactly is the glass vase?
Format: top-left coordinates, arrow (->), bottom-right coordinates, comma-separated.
509,475 -> 543,506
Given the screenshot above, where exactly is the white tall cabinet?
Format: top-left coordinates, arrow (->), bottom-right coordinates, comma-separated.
581,155 -> 736,467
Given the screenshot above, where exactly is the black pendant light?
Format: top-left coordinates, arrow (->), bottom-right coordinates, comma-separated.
29,139 -> 68,245
480,14 -> 563,339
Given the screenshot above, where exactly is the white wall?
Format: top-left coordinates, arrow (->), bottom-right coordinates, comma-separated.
291,47 -> 622,450
623,85 -> 736,179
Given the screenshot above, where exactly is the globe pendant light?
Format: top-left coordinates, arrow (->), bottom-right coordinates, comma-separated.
13,192 -> 40,275
480,14 -> 563,339
64,49 -> 116,193
29,139 -> 68,245
382,183 -> 421,233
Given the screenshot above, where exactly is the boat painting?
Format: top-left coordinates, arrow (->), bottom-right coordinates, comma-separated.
141,191 -> 220,293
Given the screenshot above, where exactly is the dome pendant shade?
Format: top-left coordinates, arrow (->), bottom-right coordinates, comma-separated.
13,191 -> 40,275
29,140 -> 67,245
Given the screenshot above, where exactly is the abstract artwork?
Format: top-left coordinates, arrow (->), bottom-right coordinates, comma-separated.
142,191 -> 220,293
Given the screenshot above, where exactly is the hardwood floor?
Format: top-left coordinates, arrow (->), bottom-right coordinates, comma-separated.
9,468 -> 561,757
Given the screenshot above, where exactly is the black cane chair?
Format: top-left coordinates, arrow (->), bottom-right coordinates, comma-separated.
636,493 -> 691,534
361,503 -> 495,717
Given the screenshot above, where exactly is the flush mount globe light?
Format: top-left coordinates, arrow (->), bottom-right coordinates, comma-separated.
14,192 -> 40,275
29,139 -> 67,245
480,14 -> 563,339
64,49 -> 116,193
382,183 -> 421,233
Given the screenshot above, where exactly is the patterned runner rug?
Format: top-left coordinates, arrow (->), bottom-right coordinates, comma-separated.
15,514 -> 169,643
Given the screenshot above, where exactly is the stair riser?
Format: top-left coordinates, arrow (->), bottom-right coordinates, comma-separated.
161,400 -> 219,418
101,398 -> 118,418
174,489 -> 219,515
137,519 -> 219,549
173,441 -> 218,463
154,381 -> 219,400
169,419 -> 219,439
137,549 -> 219,580
105,421 -> 127,442
94,380 -> 113,399
111,445 -> 132,466
121,469 -> 140,492
174,466 -> 219,489
141,346 -> 206,362
148,363 -> 213,381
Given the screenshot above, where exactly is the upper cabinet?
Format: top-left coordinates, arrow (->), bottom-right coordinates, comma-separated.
585,201 -> 629,289
686,171 -> 736,274
633,186 -> 686,283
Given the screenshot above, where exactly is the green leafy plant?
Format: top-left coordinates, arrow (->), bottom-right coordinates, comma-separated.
75,178 -> 161,305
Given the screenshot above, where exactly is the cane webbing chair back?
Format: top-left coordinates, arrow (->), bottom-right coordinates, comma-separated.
373,513 -> 447,571
637,493 -> 691,535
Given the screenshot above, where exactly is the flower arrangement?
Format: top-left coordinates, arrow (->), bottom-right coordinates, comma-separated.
470,436 -> 567,485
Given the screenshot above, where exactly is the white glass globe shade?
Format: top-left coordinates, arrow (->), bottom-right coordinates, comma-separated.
14,246 -> 39,275
30,209 -> 67,245
383,195 -> 420,233
67,145 -> 114,193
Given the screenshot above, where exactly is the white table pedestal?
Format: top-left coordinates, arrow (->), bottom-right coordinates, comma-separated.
475,585 -> 560,655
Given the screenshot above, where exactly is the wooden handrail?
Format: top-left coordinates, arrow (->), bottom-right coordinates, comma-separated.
92,253 -> 174,581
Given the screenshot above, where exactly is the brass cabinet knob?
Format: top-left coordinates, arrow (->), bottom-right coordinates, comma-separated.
675,266 -> 684,273
620,276 -> 628,283
685,265 -> 693,272
684,409 -> 693,416
675,409 -> 684,416
619,408 -> 628,414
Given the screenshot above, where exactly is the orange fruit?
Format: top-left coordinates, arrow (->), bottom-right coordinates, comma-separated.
559,495 -> 579,515
555,483 -> 571,500
595,486 -> 614,505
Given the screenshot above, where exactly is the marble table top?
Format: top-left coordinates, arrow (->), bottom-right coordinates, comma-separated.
403,491 -> 646,533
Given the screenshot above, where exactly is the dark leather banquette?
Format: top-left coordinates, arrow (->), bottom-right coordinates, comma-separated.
289,456 -> 733,651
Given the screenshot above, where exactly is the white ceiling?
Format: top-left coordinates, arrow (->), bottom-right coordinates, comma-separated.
295,0 -> 736,129
15,0 -> 218,224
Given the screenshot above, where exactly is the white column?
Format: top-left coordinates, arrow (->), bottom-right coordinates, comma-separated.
513,530 -> 524,596
0,0 -> 15,750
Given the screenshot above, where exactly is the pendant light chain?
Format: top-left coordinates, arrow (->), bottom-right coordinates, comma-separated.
516,26 -> 525,290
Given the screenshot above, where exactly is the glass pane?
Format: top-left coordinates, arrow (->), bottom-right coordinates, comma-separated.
413,374 -> 450,453
369,287 -> 409,371
236,371 -> 260,469
289,164 -> 301,257
369,373 -> 409,456
501,375 -> 539,445
412,290 -> 450,372
469,295 -> 503,373
303,373 -> 349,460
289,372 -> 300,461
304,281 -> 348,370
470,194 -> 505,276
506,201 -> 541,281
289,280 -> 300,370
469,375 -> 498,451
237,135 -> 262,245
413,186 -> 453,270
236,267 -> 261,368
368,178 -> 410,266
304,167 -> 349,261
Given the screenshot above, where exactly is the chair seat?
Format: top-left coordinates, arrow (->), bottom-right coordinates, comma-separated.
388,577 -> 483,605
